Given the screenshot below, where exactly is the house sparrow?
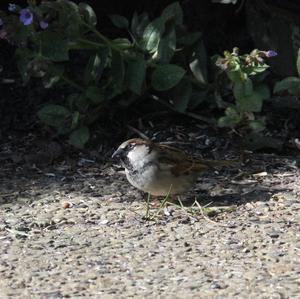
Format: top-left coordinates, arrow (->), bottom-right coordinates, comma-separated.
112,138 -> 234,196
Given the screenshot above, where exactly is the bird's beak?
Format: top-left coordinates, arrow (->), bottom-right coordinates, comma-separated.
112,148 -> 124,159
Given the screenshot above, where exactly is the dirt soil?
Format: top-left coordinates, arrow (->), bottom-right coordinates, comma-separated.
0,126 -> 300,299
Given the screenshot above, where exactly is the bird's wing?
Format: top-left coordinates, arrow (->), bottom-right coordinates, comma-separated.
156,143 -> 236,176
156,144 -> 209,176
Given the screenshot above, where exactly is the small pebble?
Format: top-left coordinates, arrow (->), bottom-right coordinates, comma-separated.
62,202 -> 71,209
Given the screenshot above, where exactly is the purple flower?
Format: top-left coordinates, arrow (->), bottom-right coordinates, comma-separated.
39,20 -> 48,29
0,18 -> 3,26
8,3 -> 17,12
20,8 -> 33,26
265,50 -> 278,58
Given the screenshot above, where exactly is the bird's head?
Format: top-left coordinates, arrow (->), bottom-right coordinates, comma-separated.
112,138 -> 154,169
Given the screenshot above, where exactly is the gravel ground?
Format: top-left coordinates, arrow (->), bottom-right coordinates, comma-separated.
1,137 -> 300,298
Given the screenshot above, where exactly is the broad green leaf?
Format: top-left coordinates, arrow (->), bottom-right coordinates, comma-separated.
236,91 -> 263,112
151,64 -> 186,91
109,14 -> 129,29
40,31 -> 69,62
161,2 -> 183,25
288,85 -> 300,96
84,54 -> 101,84
95,48 -> 109,81
297,48 -> 300,77
112,38 -> 132,49
218,107 -> 241,128
189,40 -> 208,84
274,77 -> 300,94
85,86 -> 104,104
249,120 -> 265,132
131,12 -> 150,38
38,104 -> 71,128
172,79 -> 192,112
233,79 -> 253,100
58,0 -> 81,38
227,70 -> 243,83
42,64 -> 65,88
78,3 -> 97,26
254,84 -> 270,100
126,55 -> 147,95
69,126 -> 90,148
153,29 -> 176,63
249,64 -> 269,75
75,94 -> 89,112
142,17 -> 165,52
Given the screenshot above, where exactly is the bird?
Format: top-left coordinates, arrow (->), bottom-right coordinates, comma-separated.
112,138 -> 235,196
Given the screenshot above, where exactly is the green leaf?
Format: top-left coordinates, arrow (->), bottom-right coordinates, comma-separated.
109,14 -> 129,29
233,79 -> 253,100
161,2 -> 183,25
85,86 -> 104,104
172,79 -> 192,112
40,31 -> 69,62
218,107 -> 241,128
249,120 -> 265,132
142,18 -> 165,52
236,91 -> 263,112
78,3 -> 97,26
38,105 -> 71,128
69,126 -> 90,148
131,12 -> 150,38
274,77 -> 300,94
75,94 -> 89,112
126,55 -> 147,95
297,48 -> 300,77
249,64 -> 269,75
57,0 -> 81,38
153,29 -> 176,63
84,53 -> 101,84
189,40 -> 208,84
112,38 -> 132,49
42,64 -> 65,88
151,64 -> 186,91
227,70 -> 243,83
255,84 -> 270,100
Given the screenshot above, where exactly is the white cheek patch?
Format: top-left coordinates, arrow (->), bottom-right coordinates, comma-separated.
127,145 -> 152,169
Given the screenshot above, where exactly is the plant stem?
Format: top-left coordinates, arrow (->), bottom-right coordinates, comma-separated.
81,21 -> 121,52
72,38 -> 107,49
145,193 -> 151,219
61,75 -> 85,92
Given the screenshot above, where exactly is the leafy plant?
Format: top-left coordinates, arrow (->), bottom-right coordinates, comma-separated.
0,1 -> 209,147
216,48 -> 277,131
274,48 -> 300,96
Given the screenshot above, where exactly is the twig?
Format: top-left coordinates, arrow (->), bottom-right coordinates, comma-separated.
127,125 -> 150,140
